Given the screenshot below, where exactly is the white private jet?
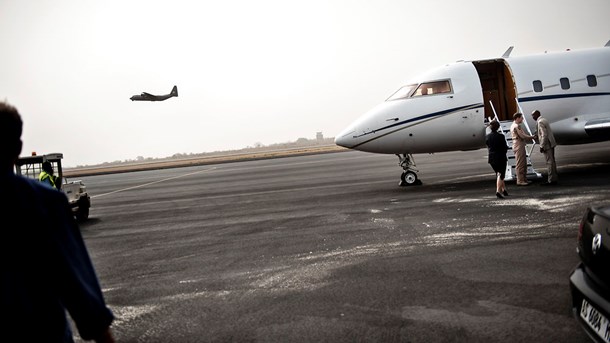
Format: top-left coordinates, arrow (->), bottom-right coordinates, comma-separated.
335,41 -> 610,186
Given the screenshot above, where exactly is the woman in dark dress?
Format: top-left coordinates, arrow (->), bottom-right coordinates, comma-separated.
486,120 -> 509,199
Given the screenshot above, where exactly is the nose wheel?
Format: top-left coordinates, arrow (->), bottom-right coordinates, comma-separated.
400,171 -> 421,186
397,154 -> 422,187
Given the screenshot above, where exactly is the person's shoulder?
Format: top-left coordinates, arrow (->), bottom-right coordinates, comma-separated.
7,173 -> 37,189
494,132 -> 507,142
9,174 -> 64,200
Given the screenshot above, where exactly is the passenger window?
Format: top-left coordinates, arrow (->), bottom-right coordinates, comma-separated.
533,80 -> 543,92
560,77 -> 570,90
412,80 -> 451,97
587,75 -> 598,87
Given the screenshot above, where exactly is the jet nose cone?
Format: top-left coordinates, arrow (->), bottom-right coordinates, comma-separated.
334,130 -> 355,148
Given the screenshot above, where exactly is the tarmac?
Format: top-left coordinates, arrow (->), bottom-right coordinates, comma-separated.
74,142 -> 610,342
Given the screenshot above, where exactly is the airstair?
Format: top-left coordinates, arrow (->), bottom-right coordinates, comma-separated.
487,100 -> 542,182
496,120 -> 542,182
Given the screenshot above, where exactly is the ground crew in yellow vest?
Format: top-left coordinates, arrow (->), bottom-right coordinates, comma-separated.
39,161 -> 59,189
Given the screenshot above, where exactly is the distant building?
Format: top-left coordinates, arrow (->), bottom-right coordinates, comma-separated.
316,132 -> 324,141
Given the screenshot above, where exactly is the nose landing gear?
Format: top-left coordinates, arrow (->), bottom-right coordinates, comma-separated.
398,154 -> 422,186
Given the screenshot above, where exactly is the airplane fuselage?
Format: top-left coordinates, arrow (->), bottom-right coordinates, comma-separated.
130,85 -> 178,102
130,94 -> 174,101
335,46 -> 610,155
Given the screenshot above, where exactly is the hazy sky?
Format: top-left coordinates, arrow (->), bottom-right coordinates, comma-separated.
1,0 -> 609,166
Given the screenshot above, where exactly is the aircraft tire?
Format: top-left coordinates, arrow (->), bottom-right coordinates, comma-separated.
400,171 -> 419,186
75,196 -> 90,221
76,207 -> 89,221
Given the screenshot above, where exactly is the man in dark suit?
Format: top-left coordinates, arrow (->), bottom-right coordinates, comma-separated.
0,101 -> 115,342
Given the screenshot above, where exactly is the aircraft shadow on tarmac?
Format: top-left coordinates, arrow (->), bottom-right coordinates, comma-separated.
389,161 -> 610,196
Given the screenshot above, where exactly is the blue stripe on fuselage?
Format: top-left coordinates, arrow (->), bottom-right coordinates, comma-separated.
519,92 -> 610,103
354,103 -> 483,139
351,103 -> 483,149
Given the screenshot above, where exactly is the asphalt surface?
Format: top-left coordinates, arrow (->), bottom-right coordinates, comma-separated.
73,142 -> 610,342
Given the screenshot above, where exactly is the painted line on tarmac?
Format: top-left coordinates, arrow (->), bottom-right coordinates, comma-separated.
111,179 -> 393,208
209,153 -> 375,173
91,167 -> 217,199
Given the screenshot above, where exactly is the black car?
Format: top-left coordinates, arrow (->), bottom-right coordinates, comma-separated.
570,205 -> 610,343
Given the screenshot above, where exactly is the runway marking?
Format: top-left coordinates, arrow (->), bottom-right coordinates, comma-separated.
174,179 -> 391,202
112,178 -> 393,208
433,197 -> 483,203
208,154 -> 374,173
91,167 -> 217,199
106,304 -> 158,327
491,195 -> 597,213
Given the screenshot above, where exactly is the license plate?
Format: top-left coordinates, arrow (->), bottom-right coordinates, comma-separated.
580,298 -> 610,343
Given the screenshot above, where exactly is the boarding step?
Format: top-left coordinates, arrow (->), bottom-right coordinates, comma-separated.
488,119 -> 542,182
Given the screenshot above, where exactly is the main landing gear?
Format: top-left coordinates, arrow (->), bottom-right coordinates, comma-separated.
397,154 -> 422,187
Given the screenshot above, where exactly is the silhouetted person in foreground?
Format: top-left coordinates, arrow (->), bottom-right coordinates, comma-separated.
0,101 -> 115,342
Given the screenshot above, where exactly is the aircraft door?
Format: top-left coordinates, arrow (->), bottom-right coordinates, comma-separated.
473,59 -> 518,122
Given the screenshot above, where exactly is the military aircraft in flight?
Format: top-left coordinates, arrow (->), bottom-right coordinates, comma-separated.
130,85 -> 178,101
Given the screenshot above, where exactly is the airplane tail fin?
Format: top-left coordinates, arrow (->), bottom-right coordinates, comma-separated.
171,85 -> 178,97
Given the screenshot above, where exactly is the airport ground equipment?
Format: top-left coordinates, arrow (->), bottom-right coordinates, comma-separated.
15,153 -> 91,221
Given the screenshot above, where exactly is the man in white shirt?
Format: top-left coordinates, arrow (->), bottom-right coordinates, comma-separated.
510,112 -> 536,185
532,110 -> 558,185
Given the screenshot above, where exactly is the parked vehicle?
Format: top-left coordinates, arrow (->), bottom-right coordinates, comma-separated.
15,153 -> 91,221
570,205 -> 610,343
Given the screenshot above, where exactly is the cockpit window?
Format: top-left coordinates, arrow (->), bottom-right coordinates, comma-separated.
386,80 -> 452,101
412,80 -> 452,97
386,84 -> 417,101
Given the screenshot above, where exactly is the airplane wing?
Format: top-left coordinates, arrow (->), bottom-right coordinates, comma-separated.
142,92 -> 154,97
